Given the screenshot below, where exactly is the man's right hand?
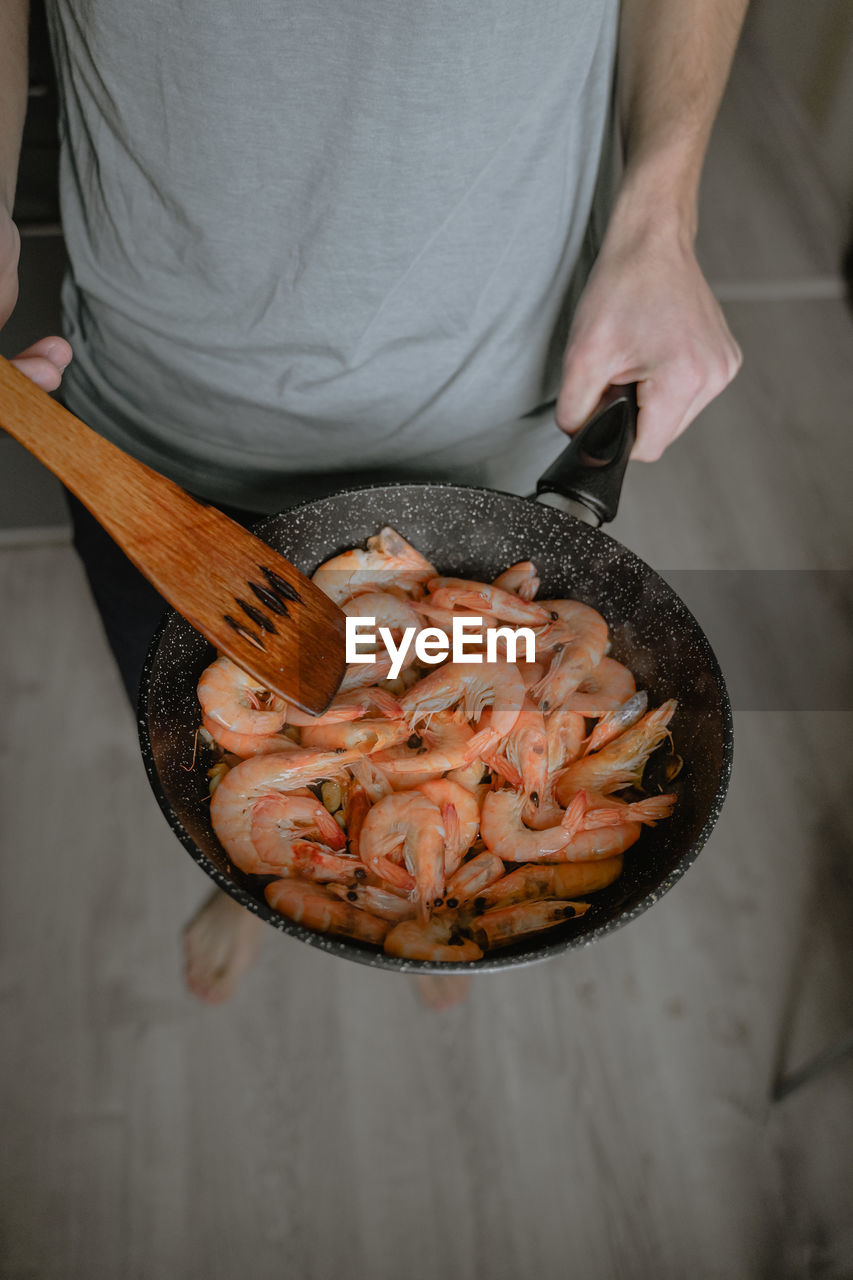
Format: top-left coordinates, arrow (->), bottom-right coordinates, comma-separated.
1,209 -> 72,391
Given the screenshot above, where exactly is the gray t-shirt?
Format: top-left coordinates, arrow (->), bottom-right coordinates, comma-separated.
46,0 -> 620,511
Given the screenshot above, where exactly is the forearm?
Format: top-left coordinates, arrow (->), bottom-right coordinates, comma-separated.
0,0 -> 72,386
613,0 -> 749,243
555,1 -> 746,455
0,0 -> 30,217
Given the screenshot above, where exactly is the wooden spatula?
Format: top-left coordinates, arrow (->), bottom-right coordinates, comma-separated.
0,355 -> 347,714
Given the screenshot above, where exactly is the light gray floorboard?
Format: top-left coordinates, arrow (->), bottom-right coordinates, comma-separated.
1,37 -> 852,1280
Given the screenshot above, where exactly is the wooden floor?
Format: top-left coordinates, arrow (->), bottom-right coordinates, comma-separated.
2,40 -> 852,1280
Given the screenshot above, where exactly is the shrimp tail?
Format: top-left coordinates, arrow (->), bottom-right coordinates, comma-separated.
368,688 -> 405,719
561,789 -> 589,839
463,727 -> 500,764
480,748 -> 523,788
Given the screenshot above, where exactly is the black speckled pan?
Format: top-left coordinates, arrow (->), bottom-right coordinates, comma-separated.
138,389 -> 733,973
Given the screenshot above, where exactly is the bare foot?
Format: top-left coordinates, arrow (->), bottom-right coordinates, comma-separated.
413,973 -> 473,1011
183,889 -> 263,1003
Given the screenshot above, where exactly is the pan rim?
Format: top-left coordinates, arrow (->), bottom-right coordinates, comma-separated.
137,480 -> 734,973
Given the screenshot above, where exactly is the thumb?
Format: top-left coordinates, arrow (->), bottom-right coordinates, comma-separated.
555,340 -> 613,436
8,336 -> 73,392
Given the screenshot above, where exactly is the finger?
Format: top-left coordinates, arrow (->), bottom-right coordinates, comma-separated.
631,375 -> 703,462
555,341 -> 616,436
9,354 -> 67,392
8,336 -> 73,393
632,342 -> 741,461
13,335 -> 73,368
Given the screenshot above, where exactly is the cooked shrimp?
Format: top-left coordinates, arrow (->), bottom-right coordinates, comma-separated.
496,696 -> 549,813
197,655 -> 287,735
299,717 -> 409,753
359,791 -> 446,914
342,591 -> 422,679
371,711 -> 475,778
578,792 -> 677,829
283,686 -> 401,728
342,589 -> 422,633
327,882 -> 415,922
562,657 -> 635,717
530,601 -> 609,712
473,857 -> 624,910
384,915 -> 483,962
338,655 -> 395,692
554,699 -> 677,802
492,561 -> 540,601
202,716 -> 299,757
248,795 -> 363,882
545,708 -> 585,773
445,757 -> 491,794
265,879 -> 390,945
400,660 -> 525,760
415,778 -> 480,874
480,789 -> 587,862
349,758 -> 393,804
312,526 -> 435,604
470,899 -> 589,948
209,747 -> 362,872
342,781 -> 372,862
442,851 -> 505,906
519,661 -> 545,689
557,823 -> 646,863
427,578 -> 551,625
583,691 -> 648,755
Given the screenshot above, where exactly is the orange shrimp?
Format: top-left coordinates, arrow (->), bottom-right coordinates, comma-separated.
442,851 -> 506,906
480,789 -> 588,862
311,526 -> 435,604
583,691 -> 648,755
248,795 -> 363,883
326,882 -> 415,922
445,756 -> 491,794
371,711 -> 475,778
415,778 -> 480,874
201,716 -> 299,757
197,655 -> 287,735
495,696 -> 549,813
265,879 -> 390,945
470,899 -> 589,948
383,915 -> 483,962
545,708 -> 586,773
283,686 -> 401,728
521,790 -> 672,863
299,717 -> 409,753
472,857 -> 624,910
400,660 -> 525,760
554,699 -> 677,802
562,657 -> 635,717
338,655 -> 395,692
530,601 -> 609,712
209,746 -> 362,871
426,577 -> 551,625
492,561 -> 540,601
359,791 -> 446,914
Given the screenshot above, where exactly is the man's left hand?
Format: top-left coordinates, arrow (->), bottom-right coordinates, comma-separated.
555,219 -> 742,461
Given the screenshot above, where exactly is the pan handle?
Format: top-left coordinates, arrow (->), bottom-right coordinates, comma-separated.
534,383 -> 638,526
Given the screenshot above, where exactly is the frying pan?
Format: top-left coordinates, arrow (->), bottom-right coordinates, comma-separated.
139,387 -> 733,972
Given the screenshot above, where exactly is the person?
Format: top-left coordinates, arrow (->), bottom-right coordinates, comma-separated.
1,0 -> 745,1006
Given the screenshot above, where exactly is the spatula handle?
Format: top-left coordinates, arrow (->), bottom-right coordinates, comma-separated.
0,350 -> 189,529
